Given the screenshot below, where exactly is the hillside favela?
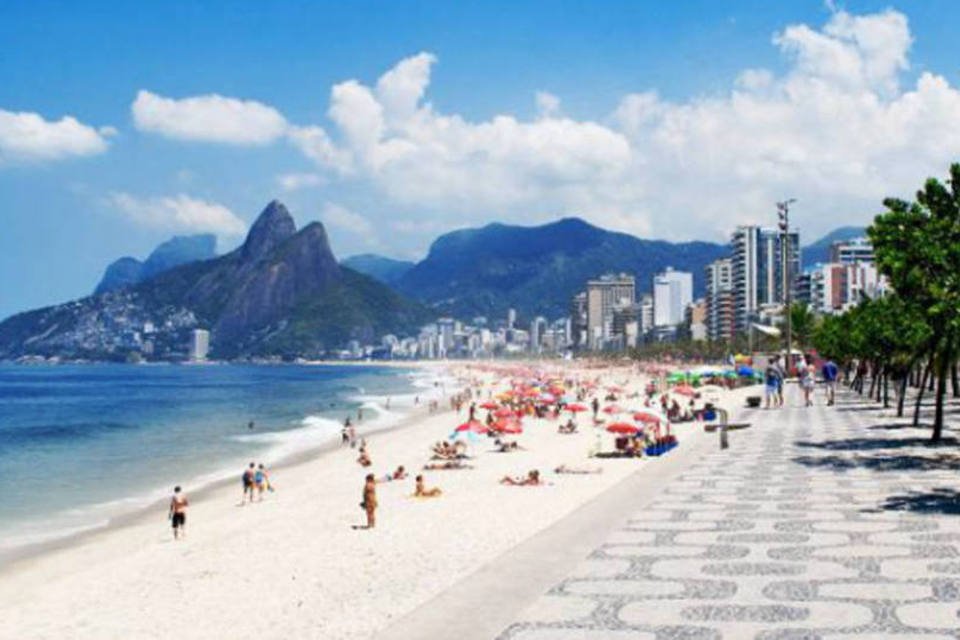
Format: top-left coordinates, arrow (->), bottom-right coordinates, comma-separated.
3,3 -> 960,640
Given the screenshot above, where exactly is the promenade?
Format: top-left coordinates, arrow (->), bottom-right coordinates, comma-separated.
498,387 -> 960,639
384,386 -> 960,639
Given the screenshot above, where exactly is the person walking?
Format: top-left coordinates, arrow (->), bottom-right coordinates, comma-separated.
822,358 -> 839,406
361,473 -> 377,529
764,357 -> 783,409
801,360 -> 816,407
241,462 -> 256,505
168,486 -> 188,540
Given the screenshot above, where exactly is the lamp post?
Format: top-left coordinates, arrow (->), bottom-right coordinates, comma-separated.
777,199 -> 796,375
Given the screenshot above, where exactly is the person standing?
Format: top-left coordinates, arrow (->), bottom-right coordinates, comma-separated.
801,360 -> 816,407
241,462 -> 256,505
168,486 -> 188,540
361,473 -> 378,529
591,397 -> 600,420
764,357 -> 782,409
822,358 -> 839,406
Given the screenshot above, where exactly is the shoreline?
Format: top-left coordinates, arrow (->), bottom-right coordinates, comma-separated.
0,362 -> 755,640
0,362 -> 457,570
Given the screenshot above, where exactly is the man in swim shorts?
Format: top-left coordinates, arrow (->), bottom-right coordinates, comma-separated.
169,486 -> 188,540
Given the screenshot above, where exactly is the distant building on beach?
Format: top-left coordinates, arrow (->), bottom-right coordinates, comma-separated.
705,258 -> 735,342
731,225 -> 800,332
829,237 -> 874,264
652,267 -> 693,328
586,273 -> 636,350
189,329 -> 209,361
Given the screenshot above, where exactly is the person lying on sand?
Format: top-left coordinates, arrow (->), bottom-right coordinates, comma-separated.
380,465 -> 407,482
554,464 -> 603,475
414,474 -> 442,497
500,469 -> 542,486
423,461 -> 474,471
558,419 -> 577,434
357,447 -> 372,467
493,438 -> 523,452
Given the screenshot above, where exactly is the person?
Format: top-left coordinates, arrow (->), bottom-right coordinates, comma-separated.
764,357 -> 783,409
361,473 -> 377,529
801,361 -> 816,407
384,465 -> 407,481
241,462 -> 256,505
822,358 -> 839,406
357,445 -> 372,467
591,397 -> 600,419
169,486 -> 188,540
348,423 -> 357,448
255,464 -> 272,500
501,469 -> 542,486
774,356 -> 787,407
424,460 -> 473,470
358,407 -> 364,422
248,420 -> 255,430
414,474 -> 442,497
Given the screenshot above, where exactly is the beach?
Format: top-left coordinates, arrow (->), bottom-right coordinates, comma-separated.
0,361 -> 755,640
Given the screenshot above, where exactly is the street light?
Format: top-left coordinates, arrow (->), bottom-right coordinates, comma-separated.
777,199 -> 796,375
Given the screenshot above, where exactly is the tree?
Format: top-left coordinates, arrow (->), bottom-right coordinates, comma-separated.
789,302 -> 817,353
869,163 -> 960,442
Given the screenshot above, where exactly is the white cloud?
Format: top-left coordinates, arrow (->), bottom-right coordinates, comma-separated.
322,202 -> 374,235
536,91 -> 561,117
277,172 -> 324,191
132,90 -> 288,145
282,8 -> 960,242
108,192 -> 247,236
0,109 -> 111,164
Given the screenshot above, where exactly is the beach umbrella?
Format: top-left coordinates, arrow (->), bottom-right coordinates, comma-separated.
633,409 -> 667,424
673,385 -> 696,397
538,393 -> 556,403
606,422 -> 639,435
493,419 -> 523,434
479,401 -> 499,410
449,429 -> 483,443
737,365 -> 754,377
566,403 -> 588,413
602,404 -> 624,414
455,420 -> 488,434
493,407 -> 515,418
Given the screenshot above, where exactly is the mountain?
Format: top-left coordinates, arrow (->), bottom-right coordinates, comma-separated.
394,217 -> 728,320
1,201 -> 430,360
95,234 -> 217,294
341,254 -> 415,285
802,226 -> 868,268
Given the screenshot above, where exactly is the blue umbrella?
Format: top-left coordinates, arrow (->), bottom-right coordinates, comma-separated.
737,365 -> 754,377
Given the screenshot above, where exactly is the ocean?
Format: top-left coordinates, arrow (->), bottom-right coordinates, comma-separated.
0,362 -> 450,557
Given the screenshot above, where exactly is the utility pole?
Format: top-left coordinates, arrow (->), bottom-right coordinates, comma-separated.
777,199 -> 796,375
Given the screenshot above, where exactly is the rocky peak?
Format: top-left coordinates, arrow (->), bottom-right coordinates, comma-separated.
241,200 -> 297,263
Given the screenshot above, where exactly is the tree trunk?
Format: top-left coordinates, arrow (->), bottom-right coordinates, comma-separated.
883,373 -> 889,408
868,365 -> 877,399
897,375 -> 907,417
914,359 -> 932,427
952,364 -> 959,397
933,357 -> 947,443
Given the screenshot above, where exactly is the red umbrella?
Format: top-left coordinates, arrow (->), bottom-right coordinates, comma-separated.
493,407 -> 515,418
493,419 -> 523,434
455,420 -> 488,434
633,409 -> 666,425
606,422 -> 639,435
566,403 -> 588,413
479,401 -> 499,410
603,404 -> 624,414
673,385 -> 696,397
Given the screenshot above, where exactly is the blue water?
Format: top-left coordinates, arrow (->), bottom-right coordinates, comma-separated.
0,363 -> 443,554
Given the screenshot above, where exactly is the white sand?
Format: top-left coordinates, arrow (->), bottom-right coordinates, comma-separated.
0,363 -> 754,640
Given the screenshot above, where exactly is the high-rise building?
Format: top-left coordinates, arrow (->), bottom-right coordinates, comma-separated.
652,267 -> 693,327
731,225 -> 800,331
685,299 -> 708,341
705,258 -> 735,342
507,308 -> 517,330
529,316 -> 547,353
190,329 -> 209,361
829,237 -> 873,264
638,294 -> 654,337
570,292 -> 588,348
805,261 -> 887,314
586,273 -> 636,350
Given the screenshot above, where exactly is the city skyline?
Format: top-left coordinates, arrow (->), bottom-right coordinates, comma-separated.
4,2 -> 960,319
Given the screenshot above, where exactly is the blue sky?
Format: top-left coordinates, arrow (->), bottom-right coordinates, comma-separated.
2,1 -> 959,319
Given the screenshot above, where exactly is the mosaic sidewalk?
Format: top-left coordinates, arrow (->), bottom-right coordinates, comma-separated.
497,389 -> 960,640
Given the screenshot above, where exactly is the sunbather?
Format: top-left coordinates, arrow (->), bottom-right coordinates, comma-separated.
414,474 -> 442,497
554,464 -> 603,474
423,460 -> 473,471
500,469 -> 542,486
